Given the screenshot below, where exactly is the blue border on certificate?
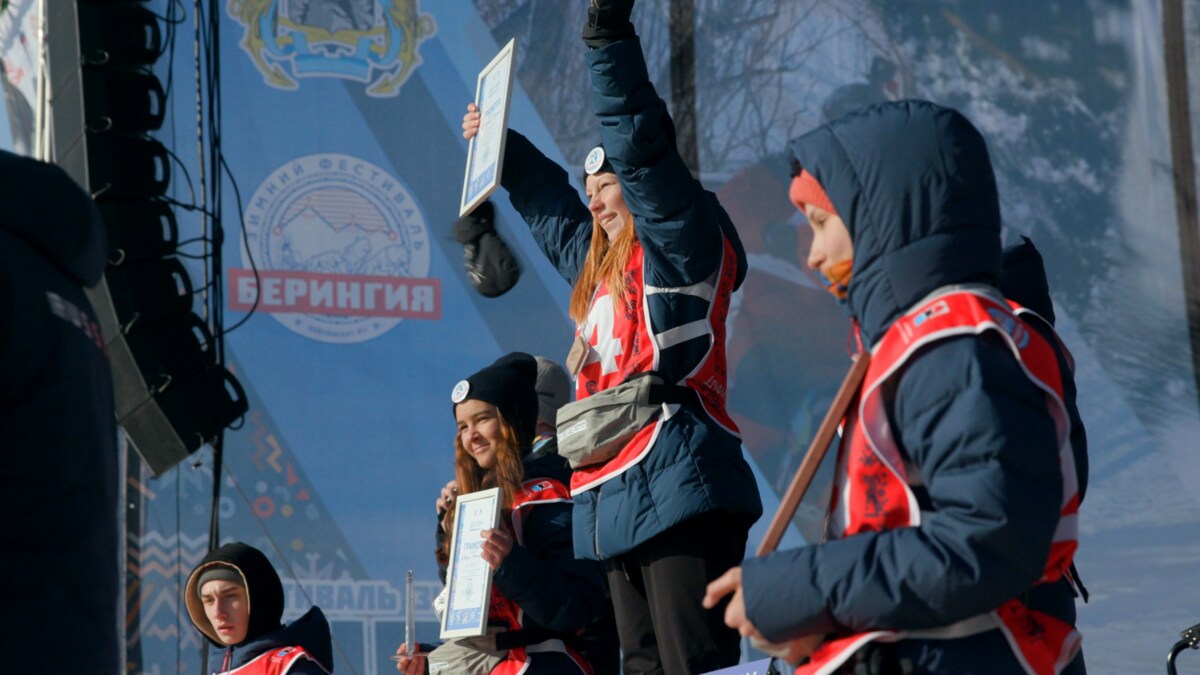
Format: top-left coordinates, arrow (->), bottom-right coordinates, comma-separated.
439,487 -> 501,638
460,38 -> 516,217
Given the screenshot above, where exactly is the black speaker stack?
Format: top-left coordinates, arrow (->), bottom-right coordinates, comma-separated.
46,1 -> 247,476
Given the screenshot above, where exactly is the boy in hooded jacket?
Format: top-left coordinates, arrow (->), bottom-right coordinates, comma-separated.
186,542 -> 334,674
704,101 -> 1086,675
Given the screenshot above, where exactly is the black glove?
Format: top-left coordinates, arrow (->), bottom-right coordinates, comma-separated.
452,201 -> 521,298
582,0 -> 636,48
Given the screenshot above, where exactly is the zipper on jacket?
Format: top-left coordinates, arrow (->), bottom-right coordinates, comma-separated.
593,490 -> 603,559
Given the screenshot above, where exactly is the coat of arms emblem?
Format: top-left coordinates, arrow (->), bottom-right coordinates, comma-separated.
228,0 -> 435,97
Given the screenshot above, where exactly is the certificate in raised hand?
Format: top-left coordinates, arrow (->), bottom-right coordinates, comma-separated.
460,38 -> 516,217
439,487 -> 502,638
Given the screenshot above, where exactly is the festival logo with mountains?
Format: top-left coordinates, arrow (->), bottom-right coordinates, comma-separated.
232,153 -> 439,343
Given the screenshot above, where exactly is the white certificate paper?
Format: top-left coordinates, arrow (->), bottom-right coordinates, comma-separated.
459,38 -> 516,217
439,487 -> 502,638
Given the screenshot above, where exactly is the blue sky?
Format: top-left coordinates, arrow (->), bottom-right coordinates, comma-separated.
0,102 -> 12,151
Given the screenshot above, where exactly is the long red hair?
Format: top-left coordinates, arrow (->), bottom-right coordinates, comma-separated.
437,409 -> 526,564
568,214 -> 637,324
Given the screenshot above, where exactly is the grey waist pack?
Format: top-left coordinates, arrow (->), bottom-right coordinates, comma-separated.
555,373 -> 699,469
427,626 -> 507,675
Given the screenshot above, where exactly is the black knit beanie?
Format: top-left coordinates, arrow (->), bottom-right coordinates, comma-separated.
451,352 -> 539,454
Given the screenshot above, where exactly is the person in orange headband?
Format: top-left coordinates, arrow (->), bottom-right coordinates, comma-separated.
790,169 -> 852,301
705,101 -> 1086,675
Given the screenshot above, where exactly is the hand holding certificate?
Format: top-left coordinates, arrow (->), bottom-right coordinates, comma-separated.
479,523 -> 514,569
440,487 -> 502,639
460,39 -> 516,217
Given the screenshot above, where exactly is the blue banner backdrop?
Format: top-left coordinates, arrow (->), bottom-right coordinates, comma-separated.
82,1 -> 1200,673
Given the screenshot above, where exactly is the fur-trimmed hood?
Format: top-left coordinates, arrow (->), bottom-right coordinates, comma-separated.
185,542 -> 285,647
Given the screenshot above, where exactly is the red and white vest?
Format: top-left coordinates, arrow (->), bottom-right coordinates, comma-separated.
215,645 -> 329,675
799,288 -> 1081,675
488,477 -> 593,675
569,239 -> 741,495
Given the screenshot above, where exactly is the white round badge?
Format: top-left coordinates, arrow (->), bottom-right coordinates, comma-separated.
584,146 -> 607,175
451,380 -> 471,403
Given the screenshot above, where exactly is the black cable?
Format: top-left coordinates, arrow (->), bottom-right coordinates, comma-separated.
217,154 -> 260,336
201,441 -> 223,675
207,438 -> 224,547
164,145 -> 199,209
196,0 -> 233,597
174,251 -> 212,261
199,0 -> 225,368
190,0 -> 225,564
177,236 -> 215,247
191,281 -> 216,296
199,0 -> 222,664
159,0 -> 181,103
158,196 -> 215,218
147,0 -> 187,28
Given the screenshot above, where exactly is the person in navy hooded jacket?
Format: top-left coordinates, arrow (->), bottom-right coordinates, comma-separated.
0,149 -> 119,674
705,101 -> 1086,675
460,2 -> 761,672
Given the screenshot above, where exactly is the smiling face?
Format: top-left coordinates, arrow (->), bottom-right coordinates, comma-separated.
199,579 -> 249,646
585,172 -> 631,242
804,203 -> 854,284
455,399 -> 504,470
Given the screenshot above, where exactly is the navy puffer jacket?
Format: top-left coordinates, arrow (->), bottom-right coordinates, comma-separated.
0,150 -> 118,675
1000,236 -> 1089,503
741,101 -> 1085,674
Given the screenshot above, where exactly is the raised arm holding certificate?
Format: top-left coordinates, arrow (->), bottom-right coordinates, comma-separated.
460,38 -> 516,217
440,487 -> 501,639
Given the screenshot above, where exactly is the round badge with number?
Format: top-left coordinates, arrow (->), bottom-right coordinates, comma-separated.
584,146 -> 607,175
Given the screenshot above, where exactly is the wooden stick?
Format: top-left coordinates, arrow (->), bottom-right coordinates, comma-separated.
755,353 -> 870,556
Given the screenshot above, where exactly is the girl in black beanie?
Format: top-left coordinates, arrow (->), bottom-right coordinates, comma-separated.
395,353 -> 618,674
